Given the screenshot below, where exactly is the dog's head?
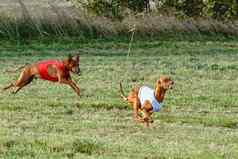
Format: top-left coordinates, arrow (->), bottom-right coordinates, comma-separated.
65,54 -> 81,75
156,76 -> 174,90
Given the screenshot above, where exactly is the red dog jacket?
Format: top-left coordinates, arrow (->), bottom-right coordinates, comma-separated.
37,60 -> 69,82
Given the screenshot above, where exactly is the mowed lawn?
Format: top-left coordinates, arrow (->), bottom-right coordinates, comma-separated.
0,39 -> 238,159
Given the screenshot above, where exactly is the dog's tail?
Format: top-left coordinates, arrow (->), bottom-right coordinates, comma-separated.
4,63 -> 29,73
119,81 -> 128,101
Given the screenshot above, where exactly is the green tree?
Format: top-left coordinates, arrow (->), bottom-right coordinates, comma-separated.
204,0 -> 238,19
182,0 -> 205,17
68,0 -> 151,19
68,0 -> 238,20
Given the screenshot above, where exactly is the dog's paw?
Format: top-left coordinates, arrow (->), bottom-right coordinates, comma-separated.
148,119 -> 154,123
144,121 -> 150,128
10,91 -> 17,95
143,117 -> 149,122
77,92 -> 80,97
133,116 -> 144,123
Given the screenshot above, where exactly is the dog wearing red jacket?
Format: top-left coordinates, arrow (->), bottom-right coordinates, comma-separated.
3,54 -> 81,96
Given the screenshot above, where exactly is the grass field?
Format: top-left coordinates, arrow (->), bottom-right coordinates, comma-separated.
0,38 -> 238,159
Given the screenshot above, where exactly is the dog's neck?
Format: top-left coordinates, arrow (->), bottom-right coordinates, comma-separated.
154,84 -> 166,103
62,60 -> 71,71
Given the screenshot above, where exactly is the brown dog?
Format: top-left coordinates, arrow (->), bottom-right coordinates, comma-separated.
120,76 -> 174,127
3,54 -> 81,96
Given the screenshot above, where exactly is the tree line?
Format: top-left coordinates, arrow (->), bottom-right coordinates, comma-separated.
68,0 -> 238,20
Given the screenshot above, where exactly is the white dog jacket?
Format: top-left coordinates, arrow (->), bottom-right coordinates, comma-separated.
138,86 -> 162,112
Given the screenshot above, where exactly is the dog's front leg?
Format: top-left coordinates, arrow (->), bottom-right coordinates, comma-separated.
148,111 -> 154,123
57,73 -> 80,96
142,101 -> 154,127
65,76 -> 80,96
69,79 -> 80,96
59,79 -> 80,96
143,109 -> 151,127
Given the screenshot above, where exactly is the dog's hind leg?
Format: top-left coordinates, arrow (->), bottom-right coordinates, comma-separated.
4,67 -> 34,94
12,75 -> 34,94
132,100 -> 144,123
3,69 -> 26,91
3,83 -> 14,90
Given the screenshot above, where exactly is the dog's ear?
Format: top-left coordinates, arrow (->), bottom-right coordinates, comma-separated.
76,54 -> 80,62
157,79 -> 161,85
68,54 -> 73,62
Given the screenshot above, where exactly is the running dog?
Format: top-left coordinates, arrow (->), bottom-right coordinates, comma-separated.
3,54 -> 81,96
120,76 -> 174,127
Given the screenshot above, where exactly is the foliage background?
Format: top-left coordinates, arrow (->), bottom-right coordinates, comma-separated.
68,0 -> 238,20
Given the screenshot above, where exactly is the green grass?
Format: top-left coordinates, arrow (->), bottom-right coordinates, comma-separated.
0,38 -> 238,159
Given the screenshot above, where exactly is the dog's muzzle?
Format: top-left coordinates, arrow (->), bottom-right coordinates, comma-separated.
169,81 -> 174,89
75,70 -> 81,76
72,68 -> 81,76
